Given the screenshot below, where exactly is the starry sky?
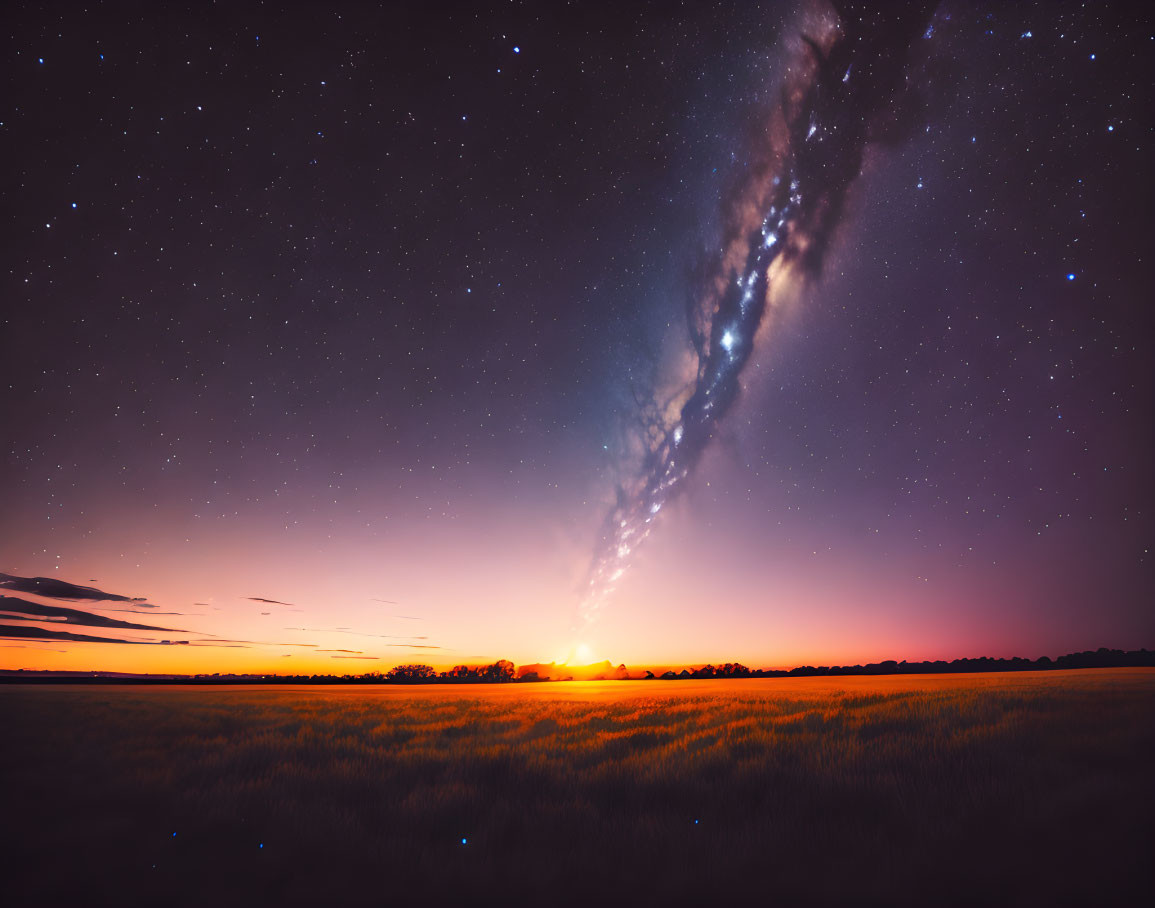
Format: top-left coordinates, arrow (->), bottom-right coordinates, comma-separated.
2,1 -> 1152,674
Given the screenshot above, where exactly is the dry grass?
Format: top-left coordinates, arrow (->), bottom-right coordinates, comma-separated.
2,669 -> 1152,906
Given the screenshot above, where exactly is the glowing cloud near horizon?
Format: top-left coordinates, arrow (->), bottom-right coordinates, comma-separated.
580,2 -> 935,625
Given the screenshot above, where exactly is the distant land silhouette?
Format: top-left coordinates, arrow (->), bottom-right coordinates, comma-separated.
1,647 -> 1151,684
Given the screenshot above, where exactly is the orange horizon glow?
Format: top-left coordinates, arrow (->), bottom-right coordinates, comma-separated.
3,429 -> 1150,675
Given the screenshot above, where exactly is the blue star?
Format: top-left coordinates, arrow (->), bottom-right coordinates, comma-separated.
513,46 -> 520,54
1066,273 -> 1076,281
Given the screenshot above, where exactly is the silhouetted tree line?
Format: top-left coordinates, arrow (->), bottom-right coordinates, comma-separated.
385,660 -> 515,683
178,660 -> 519,685
695,648 -> 1155,679
1,648 -> 1151,684
656,662 -> 755,680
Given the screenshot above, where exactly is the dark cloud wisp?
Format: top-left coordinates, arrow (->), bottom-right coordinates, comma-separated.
0,596 -> 185,632
0,572 -> 146,603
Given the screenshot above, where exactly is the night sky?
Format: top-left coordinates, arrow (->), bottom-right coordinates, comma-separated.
2,1 -> 1152,673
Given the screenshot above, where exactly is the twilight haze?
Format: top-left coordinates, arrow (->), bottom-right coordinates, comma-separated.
2,2 -> 1152,675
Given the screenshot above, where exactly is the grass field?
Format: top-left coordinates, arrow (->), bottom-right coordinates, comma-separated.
2,669 -> 1152,906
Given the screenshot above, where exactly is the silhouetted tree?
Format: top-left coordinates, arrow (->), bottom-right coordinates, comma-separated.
480,659 -> 515,682
386,664 -> 436,683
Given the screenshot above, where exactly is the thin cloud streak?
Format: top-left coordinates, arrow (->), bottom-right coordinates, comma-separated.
283,627 -> 428,639
0,624 -> 188,646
